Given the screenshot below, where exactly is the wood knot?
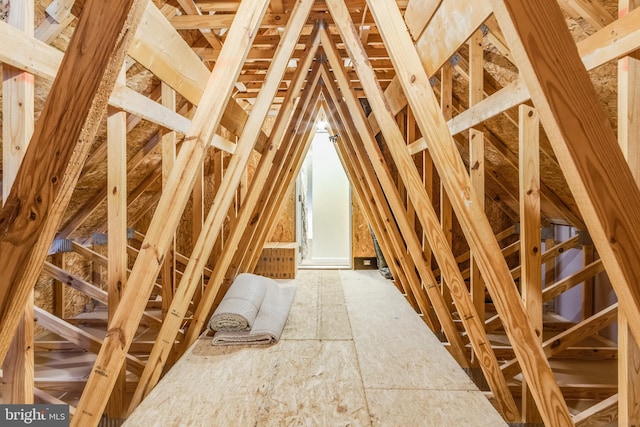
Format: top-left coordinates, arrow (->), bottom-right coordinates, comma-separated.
107,327 -> 127,349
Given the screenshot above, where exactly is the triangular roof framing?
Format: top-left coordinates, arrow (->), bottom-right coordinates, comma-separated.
1,0 -> 639,425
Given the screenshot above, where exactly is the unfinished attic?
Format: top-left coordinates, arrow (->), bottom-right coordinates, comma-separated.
1,0 -> 640,425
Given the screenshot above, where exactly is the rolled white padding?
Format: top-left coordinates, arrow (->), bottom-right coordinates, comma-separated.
210,274 -> 296,345
208,273 -> 268,331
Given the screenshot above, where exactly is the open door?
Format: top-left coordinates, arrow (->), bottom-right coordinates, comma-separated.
296,125 -> 351,268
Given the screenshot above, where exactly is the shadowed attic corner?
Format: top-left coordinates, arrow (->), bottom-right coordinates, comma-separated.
0,0 -> 639,425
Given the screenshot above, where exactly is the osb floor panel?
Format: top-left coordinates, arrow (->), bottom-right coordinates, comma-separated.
124,270 -> 506,426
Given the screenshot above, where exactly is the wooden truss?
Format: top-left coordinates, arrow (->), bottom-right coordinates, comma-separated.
1,0 -> 639,425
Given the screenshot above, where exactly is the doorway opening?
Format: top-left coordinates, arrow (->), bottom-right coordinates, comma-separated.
296,122 -> 351,268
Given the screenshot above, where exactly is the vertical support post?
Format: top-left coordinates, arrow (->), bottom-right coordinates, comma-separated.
91,255 -> 102,292
421,147 -> 439,332
106,67 -> 128,420
422,150 -> 434,268
1,294 -> 34,404
582,243 -> 595,319
2,0 -> 34,201
618,1 -> 640,423
161,82 -> 176,318
407,109 -> 417,232
211,151 -> 225,262
544,228 -> 556,315
193,162 -> 204,291
239,163 -> 249,210
51,252 -> 66,318
439,62 -> 454,313
397,109 -> 407,210
468,28 -> 485,337
519,104 -> 542,423
1,0 -> 34,405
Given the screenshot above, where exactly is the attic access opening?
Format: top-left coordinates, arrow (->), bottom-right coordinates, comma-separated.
296,118 -> 352,269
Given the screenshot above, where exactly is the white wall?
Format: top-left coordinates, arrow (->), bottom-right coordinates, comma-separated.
309,132 -> 350,265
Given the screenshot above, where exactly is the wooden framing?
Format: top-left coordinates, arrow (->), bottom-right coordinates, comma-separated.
0,0 -> 148,365
161,82 -> 177,319
468,28 -> 485,341
0,19 -> 193,137
519,104 -> 542,423
33,306 -> 145,377
180,45 -> 320,355
129,7 -> 317,409
321,19 -> 520,420
319,60 -> 465,358
106,68 -> 129,419
573,394 -> 619,426
56,132 -> 162,239
349,0 -> 571,424
490,0 -> 640,352
175,0 -> 222,51
72,1 -> 270,424
500,303 -> 619,380
321,75 -> 445,339
0,0 -> 638,424
617,1 -> 640,424
127,2 -> 267,150
439,62 -> 454,319
1,0 -> 35,406
449,6 -> 640,144
41,262 -> 162,330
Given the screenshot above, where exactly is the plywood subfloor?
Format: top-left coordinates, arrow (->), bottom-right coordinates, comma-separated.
125,270 -> 507,426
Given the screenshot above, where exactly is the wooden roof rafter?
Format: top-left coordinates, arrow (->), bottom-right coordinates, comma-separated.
224,70 -> 332,290
336,0 -> 573,424
179,17 -> 322,357
71,1 -> 272,424
319,66 -> 460,355
129,10 -> 322,412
